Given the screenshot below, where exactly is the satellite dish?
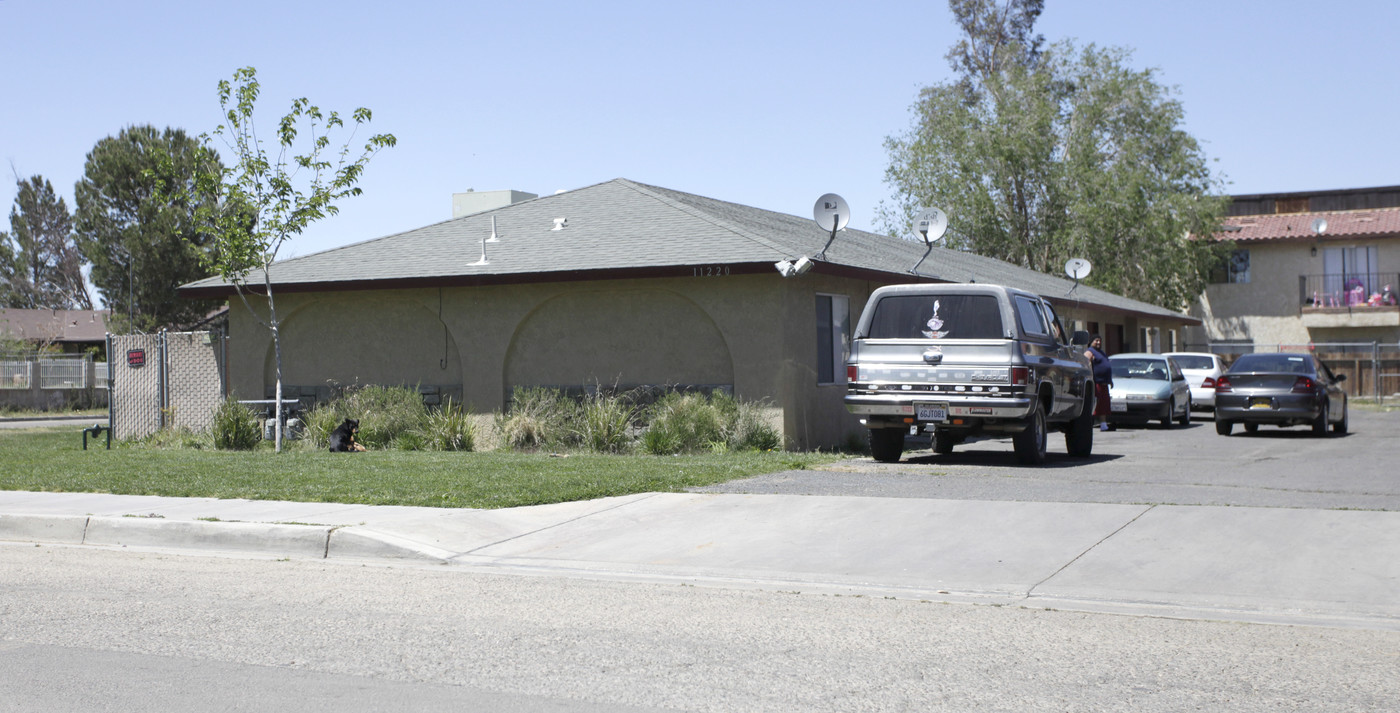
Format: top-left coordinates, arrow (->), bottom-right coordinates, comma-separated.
914,207 -> 948,244
1065,258 -> 1092,281
1311,217 -> 1328,234
813,194 -> 850,232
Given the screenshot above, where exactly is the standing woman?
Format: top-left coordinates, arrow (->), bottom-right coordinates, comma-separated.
1085,335 -> 1114,431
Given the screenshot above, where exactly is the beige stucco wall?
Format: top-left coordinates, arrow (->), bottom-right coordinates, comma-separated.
224,273 -> 886,450
1187,239 -> 1400,348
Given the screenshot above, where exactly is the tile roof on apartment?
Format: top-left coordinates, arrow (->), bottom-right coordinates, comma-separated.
1223,207 -> 1400,243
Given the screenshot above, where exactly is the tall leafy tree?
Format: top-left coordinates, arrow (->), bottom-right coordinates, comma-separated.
882,0 -> 1229,309
188,67 -> 396,450
0,175 -> 91,310
73,125 -> 220,331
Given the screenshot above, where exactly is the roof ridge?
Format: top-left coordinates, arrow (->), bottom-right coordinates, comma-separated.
615,179 -> 803,256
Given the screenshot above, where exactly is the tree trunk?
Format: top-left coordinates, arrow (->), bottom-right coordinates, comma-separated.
264,271 -> 284,453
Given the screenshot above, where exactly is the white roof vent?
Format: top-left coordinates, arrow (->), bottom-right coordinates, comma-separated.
552,218 -> 567,231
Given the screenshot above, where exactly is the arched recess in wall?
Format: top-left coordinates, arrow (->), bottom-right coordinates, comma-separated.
263,295 -> 462,393
503,288 -> 734,399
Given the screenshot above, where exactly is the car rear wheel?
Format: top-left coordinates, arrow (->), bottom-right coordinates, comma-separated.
1215,419 -> 1233,436
869,427 -> 905,463
1176,396 -> 1191,426
1013,400 -> 1048,465
1312,402 -> 1330,437
1243,422 -> 1258,434
1334,402 -> 1349,434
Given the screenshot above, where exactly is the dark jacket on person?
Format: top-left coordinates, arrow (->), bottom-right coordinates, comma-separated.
1088,346 -> 1113,386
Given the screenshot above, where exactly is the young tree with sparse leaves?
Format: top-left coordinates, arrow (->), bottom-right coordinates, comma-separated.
188,66 -> 396,451
882,0 -> 1230,309
1,175 -> 91,310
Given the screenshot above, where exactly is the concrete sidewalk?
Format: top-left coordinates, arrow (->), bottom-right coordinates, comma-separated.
2,490 -> 1397,630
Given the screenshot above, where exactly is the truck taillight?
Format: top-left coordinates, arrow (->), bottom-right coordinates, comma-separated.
1292,376 -> 1318,394
846,365 -> 858,382
1010,366 -> 1029,386
1215,376 -> 1232,393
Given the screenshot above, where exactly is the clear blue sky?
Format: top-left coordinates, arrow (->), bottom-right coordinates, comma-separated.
3,0 -> 1398,286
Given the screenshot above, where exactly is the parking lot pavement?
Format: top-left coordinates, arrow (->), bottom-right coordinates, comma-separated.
698,407 -> 1400,510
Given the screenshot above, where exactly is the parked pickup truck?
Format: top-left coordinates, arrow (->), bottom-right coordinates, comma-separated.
844,284 -> 1096,465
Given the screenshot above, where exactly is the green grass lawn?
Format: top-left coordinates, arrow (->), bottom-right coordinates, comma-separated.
0,428 -> 838,509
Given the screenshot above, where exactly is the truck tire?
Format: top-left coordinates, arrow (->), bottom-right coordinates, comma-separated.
934,430 -> 958,455
1013,400 -> 1048,465
869,427 -> 905,463
1065,394 -> 1094,458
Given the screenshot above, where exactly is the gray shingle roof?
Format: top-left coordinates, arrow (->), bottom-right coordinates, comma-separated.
180,178 -> 1191,322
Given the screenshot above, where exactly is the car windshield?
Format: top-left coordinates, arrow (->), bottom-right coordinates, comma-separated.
1110,358 -> 1169,380
1170,355 -> 1215,370
1229,354 -> 1315,375
866,294 -> 1004,340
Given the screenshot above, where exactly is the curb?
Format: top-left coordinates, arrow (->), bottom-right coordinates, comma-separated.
0,513 -> 439,562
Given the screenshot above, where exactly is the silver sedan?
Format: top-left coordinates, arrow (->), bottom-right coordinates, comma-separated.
1107,353 -> 1192,428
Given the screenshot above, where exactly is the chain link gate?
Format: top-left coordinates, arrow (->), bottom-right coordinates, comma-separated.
108,331 -> 227,441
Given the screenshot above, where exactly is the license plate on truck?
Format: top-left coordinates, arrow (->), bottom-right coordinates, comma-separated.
1111,401 -> 1127,412
916,403 -> 948,421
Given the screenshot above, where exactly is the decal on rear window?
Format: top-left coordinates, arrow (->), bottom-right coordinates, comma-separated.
922,300 -> 949,339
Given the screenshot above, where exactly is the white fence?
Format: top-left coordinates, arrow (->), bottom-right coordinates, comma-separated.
0,354 -> 107,410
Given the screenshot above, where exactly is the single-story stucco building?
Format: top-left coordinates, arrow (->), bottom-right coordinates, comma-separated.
179,178 -> 1197,450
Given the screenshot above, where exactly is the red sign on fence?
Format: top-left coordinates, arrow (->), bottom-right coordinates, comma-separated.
126,349 -> 145,368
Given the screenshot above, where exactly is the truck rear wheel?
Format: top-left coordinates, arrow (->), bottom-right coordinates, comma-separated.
1013,400 -> 1048,465
1065,394 -> 1094,458
869,427 -> 905,463
933,430 -> 958,455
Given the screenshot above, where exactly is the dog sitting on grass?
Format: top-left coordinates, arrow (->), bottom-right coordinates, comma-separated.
328,418 -> 366,452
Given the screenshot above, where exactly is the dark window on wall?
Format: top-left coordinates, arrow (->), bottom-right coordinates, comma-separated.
816,294 -> 850,384
1211,249 -> 1251,284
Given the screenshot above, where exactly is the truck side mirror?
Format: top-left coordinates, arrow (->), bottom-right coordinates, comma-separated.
1071,330 -> 1090,346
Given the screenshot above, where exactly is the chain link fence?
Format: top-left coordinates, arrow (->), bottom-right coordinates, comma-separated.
108,331 -> 227,441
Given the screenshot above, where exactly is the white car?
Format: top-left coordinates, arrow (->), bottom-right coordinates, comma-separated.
1164,352 -> 1227,410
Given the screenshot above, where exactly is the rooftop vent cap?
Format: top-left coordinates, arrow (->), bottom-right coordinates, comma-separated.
552,218 -> 567,231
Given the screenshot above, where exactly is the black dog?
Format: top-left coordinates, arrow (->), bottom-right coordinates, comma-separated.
328,418 -> 366,452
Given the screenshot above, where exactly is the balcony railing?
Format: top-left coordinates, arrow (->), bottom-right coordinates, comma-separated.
1300,272 -> 1400,309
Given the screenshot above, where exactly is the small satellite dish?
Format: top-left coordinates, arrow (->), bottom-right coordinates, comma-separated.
914,207 -> 948,244
1311,217 -> 1328,235
1065,258 -> 1092,281
813,194 -> 850,233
